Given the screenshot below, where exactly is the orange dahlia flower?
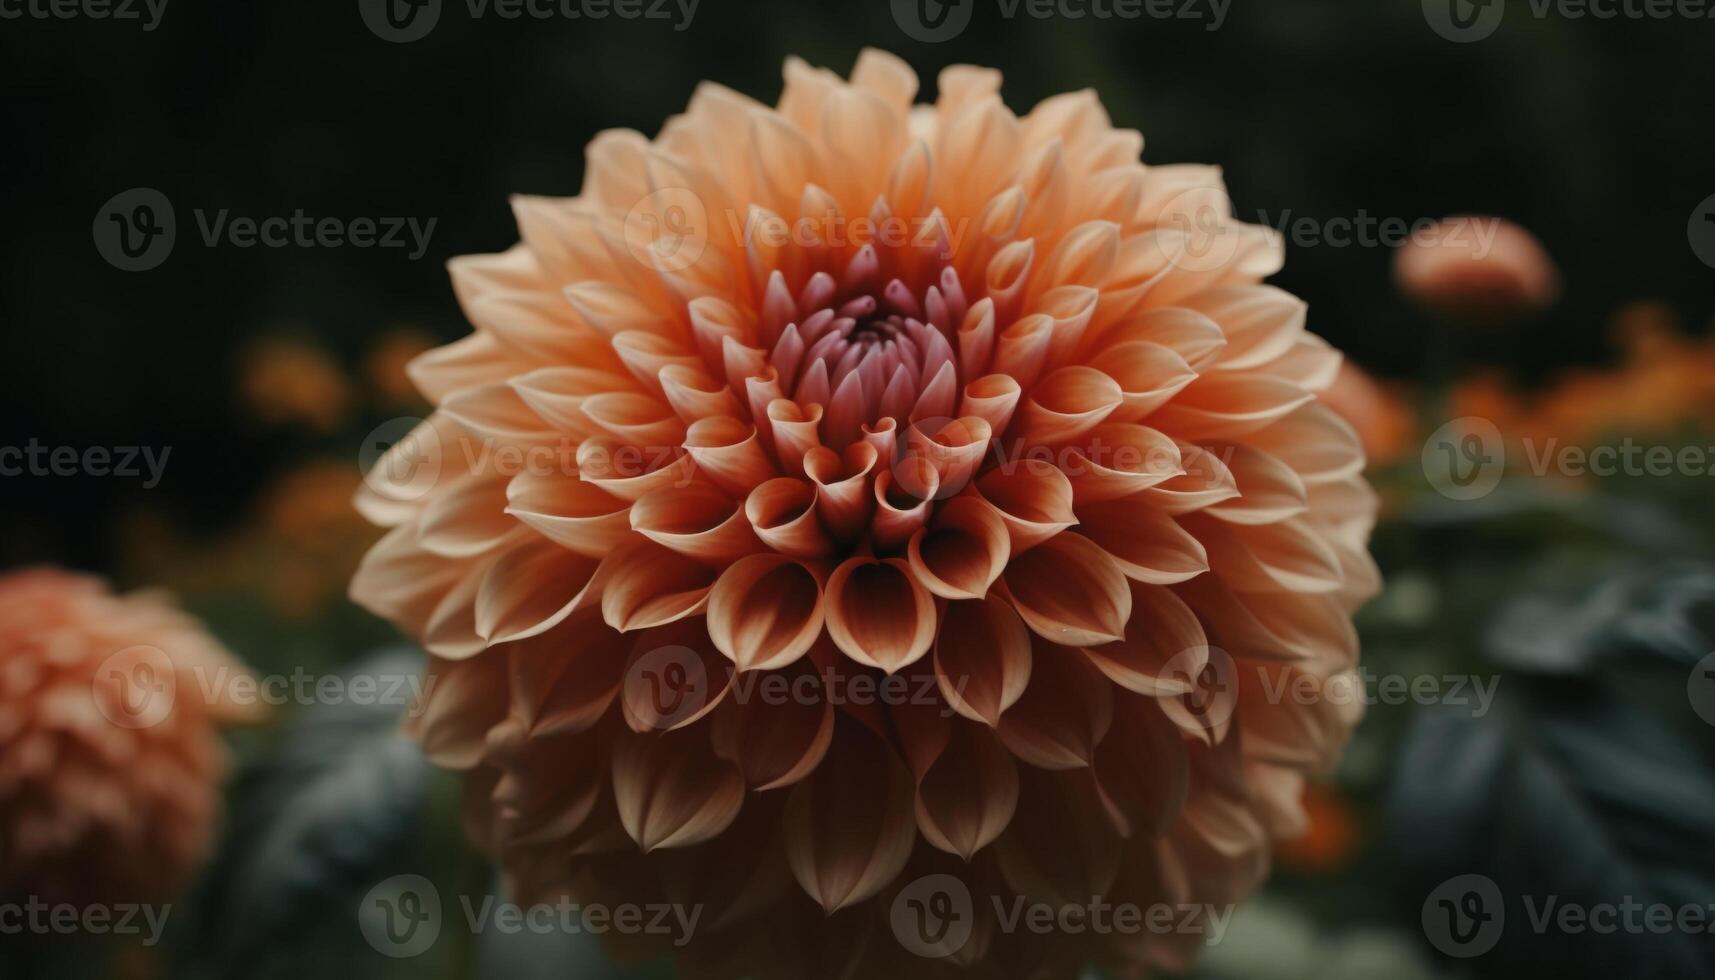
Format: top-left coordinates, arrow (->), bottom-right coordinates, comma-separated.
0,568 -> 257,907
352,50 -> 1379,978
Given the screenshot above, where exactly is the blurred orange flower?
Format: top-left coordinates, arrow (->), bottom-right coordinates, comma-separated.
1275,782 -> 1360,874
0,568 -> 259,906
1394,216 -> 1558,322
239,336 -> 352,432
365,328 -> 436,409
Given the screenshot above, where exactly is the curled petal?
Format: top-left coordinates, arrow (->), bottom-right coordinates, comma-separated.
803,443 -> 877,541
907,495 -> 1010,599
505,471 -> 632,558
1000,532 -> 1131,646
630,484 -> 761,563
1075,499 -> 1209,585
958,373 -> 1021,438
784,722 -> 916,912
745,477 -> 833,558
1062,422 -> 1182,503
872,457 -> 938,552
1151,374 -> 1314,440
683,416 -> 778,497
1143,443 -> 1241,514
505,609 -> 630,737
413,653 -> 509,770
1100,341 -> 1197,423
915,721 -> 1019,860
475,538 -> 605,643
612,727 -> 746,852
825,558 -> 937,673
972,460 -> 1076,553
707,554 -> 825,671
1083,582 -> 1208,695
934,594 -> 1032,726
620,618 -> 734,733
1016,361 -> 1116,446
1183,513 -> 1345,595
1202,444 -> 1309,525
600,540 -> 717,632
995,642 -> 1114,769
710,657 -> 836,790
576,436 -> 697,502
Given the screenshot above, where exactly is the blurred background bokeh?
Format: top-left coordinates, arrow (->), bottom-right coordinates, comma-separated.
2,1 -> 1713,978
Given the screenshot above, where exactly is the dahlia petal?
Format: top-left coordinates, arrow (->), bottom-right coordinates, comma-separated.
907,495 -> 1011,600
995,767 -> 1123,905
905,416 -> 990,498
709,657 -> 836,790
956,299 -> 997,378
995,641 -> 1113,769
1250,402 -> 1366,485
707,554 -> 826,672
765,399 -> 823,477
915,721 -> 1019,860
441,381 -> 558,444
474,538 -> 605,643
564,280 -> 669,339
933,594 -> 1032,726
1143,442 -> 1242,514
1082,581 -> 1207,695
745,477 -> 833,558
406,331 -> 535,404
579,392 -> 687,448
990,313 -> 1054,390
417,474 -> 522,559
1013,365 -> 1122,446
1175,572 -> 1358,667
413,654 -> 509,770
682,417 -> 777,497
802,443 -> 877,541
1150,374 -> 1315,440
509,366 -> 632,437
1184,514 -> 1345,595
972,460 -> 1077,552
783,723 -> 916,912
984,241 -> 1036,326
447,244 -> 547,309
871,457 -> 937,552
423,561 -> 490,660
825,558 -> 937,673
1088,306 -> 1226,371
463,290 -> 592,364
611,727 -> 746,852
1077,500 -> 1209,588
485,726 -> 605,849
619,618 -> 734,733
504,471 -> 633,558
1099,341 -> 1198,423
575,436 -> 697,501
1188,285 -> 1307,371
348,523 -> 467,631
1202,444 -> 1310,525
630,484 -> 761,563
999,532 -> 1131,646
1062,422 -> 1182,503
504,610 -> 630,736
1092,693 -> 1189,838
600,541 -> 718,632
